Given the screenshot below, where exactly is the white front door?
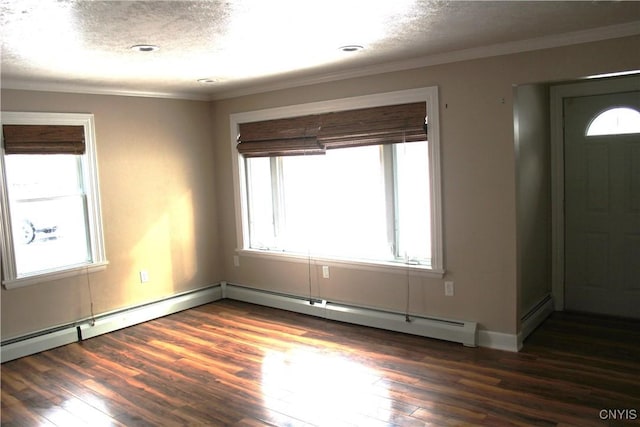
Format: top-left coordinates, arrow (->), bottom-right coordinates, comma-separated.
564,90 -> 640,318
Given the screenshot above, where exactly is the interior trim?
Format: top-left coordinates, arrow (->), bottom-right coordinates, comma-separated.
223,282 -> 479,348
517,294 -> 554,350
0,284 -> 223,363
549,74 -> 640,311
1,280 -> 531,363
2,22 -> 638,101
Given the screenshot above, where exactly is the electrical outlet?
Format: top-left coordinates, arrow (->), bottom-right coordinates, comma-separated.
233,255 -> 240,267
140,270 -> 149,283
322,265 -> 330,279
444,281 -> 454,296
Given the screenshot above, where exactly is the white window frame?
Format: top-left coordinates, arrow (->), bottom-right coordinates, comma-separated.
230,87 -> 444,277
1,112 -> 108,289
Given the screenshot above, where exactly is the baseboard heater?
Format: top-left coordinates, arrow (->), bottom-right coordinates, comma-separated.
0,326 -> 80,364
2,282 -> 478,363
1,284 -> 223,363
223,283 -> 478,347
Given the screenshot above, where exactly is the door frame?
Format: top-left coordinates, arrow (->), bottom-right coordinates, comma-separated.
550,74 -> 640,311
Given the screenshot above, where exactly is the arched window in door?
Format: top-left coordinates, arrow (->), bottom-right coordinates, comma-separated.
586,106 -> 640,136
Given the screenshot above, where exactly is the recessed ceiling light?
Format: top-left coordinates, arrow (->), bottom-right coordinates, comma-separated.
130,44 -> 160,52
197,78 -> 220,84
338,45 -> 364,53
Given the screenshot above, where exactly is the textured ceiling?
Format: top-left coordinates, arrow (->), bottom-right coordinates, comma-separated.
1,0 -> 639,100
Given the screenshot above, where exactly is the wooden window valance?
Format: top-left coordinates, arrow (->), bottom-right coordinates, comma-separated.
2,124 -> 86,155
237,102 -> 427,158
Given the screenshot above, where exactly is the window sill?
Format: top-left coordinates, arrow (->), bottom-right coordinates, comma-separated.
2,261 -> 109,290
236,249 -> 445,278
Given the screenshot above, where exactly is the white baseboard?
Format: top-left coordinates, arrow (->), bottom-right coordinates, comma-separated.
1,284 -> 223,363
476,295 -> 555,352
2,281 -> 533,362
517,294 -> 554,349
0,327 -> 79,363
79,285 -> 223,340
223,282 -> 326,318
223,283 -> 479,348
478,330 -> 519,352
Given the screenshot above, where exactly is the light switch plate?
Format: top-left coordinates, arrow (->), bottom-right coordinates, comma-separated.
140,270 -> 149,283
322,265 -> 330,278
444,281 -> 454,296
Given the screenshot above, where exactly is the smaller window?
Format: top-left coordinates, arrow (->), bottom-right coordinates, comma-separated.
586,107 -> 640,136
1,112 -> 108,289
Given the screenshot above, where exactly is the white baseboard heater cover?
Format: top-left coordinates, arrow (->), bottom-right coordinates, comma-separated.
224,283 -> 478,347
79,284 -> 223,340
0,327 -> 79,363
2,282 -> 479,363
1,284 -> 223,363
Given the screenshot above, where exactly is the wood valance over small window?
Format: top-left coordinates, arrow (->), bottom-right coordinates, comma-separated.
237,102 -> 427,158
2,124 -> 86,155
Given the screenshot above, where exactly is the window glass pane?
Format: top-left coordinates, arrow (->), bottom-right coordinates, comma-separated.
395,141 -> 431,264
4,155 -> 82,199
246,157 -> 276,248
280,146 -> 390,260
586,107 -> 640,136
245,143 -> 432,264
4,154 -> 90,276
10,196 -> 90,275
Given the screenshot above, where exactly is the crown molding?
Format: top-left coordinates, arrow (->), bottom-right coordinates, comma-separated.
210,21 -> 640,100
0,79 -> 211,101
2,21 -> 639,101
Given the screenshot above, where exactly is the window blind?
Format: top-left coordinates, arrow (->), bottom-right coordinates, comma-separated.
237,102 -> 426,157
2,124 -> 86,155
237,115 -> 323,157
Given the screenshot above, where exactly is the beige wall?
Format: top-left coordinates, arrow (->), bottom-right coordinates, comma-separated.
1,92 -> 221,339
1,35 -> 637,341
214,35 -> 640,335
514,84 -> 552,320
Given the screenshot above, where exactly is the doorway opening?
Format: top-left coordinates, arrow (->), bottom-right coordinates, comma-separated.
550,74 -> 640,319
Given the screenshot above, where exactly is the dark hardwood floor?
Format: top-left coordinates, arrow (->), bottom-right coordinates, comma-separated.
2,300 -> 639,426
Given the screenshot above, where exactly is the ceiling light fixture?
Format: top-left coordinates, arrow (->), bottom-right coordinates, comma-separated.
130,44 -> 160,52
197,78 -> 220,84
338,45 -> 364,53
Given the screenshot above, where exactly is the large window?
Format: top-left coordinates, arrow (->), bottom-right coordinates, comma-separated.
245,142 -> 431,264
1,112 -> 107,288
231,88 -> 443,274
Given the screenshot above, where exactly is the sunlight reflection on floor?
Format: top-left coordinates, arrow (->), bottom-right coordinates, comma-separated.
42,396 -> 114,426
261,346 -> 392,425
